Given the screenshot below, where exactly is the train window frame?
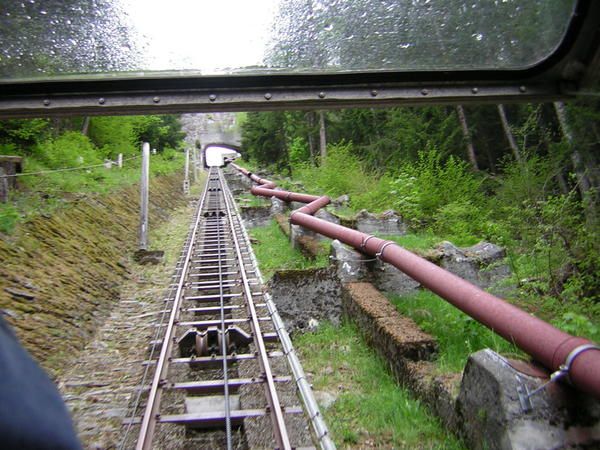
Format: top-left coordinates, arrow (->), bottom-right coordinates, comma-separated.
0,0 -> 598,119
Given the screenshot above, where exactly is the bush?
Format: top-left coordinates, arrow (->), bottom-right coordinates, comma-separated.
289,136 -> 310,167
88,116 -> 139,158
387,150 -> 484,230
35,132 -> 102,169
0,203 -> 20,234
294,142 -> 375,201
433,201 -> 484,245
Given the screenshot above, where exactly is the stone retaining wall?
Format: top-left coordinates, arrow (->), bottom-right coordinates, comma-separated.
0,172 -> 187,376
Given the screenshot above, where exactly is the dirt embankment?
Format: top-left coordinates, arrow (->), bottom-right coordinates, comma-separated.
0,173 -> 186,377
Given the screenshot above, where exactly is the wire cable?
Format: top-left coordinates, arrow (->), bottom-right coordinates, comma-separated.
0,155 -> 140,178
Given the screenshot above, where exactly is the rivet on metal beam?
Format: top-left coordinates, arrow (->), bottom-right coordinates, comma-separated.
98,98 -> 105,105
43,99 -> 50,106
370,89 -> 378,97
153,96 -> 160,103
209,94 -> 217,102
264,93 -> 272,100
318,92 -> 326,99
471,87 -> 479,94
519,86 -> 527,93
421,89 -> 429,96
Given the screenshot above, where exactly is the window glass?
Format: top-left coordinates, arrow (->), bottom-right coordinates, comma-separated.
0,0 -> 577,81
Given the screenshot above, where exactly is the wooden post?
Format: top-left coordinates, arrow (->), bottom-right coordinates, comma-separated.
118,153 -> 123,168
183,148 -> 190,194
139,143 -> 150,250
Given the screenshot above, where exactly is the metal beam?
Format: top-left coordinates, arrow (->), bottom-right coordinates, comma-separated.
0,83 -> 566,119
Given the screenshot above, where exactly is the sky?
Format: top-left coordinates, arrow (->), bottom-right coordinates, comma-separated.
120,0 -> 279,73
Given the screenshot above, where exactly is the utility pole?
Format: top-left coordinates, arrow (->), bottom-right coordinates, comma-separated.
139,142 -> 150,250
183,148 -> 190,194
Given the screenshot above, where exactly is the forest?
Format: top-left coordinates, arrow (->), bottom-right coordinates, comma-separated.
240,98 -> 600,339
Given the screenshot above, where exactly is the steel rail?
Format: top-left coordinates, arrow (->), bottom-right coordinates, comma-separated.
213,172 -> 234,450
232,163 -> 600,400
219,169 -> 292,450
223,175 -> 336,450
119,207 -> 198,450
135,170 -> 211,450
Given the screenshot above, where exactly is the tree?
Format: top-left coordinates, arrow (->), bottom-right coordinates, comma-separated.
241,112 -> 290,173
134,116 -> 185,152
456,106 -> 479,171
497,104 -> 522,163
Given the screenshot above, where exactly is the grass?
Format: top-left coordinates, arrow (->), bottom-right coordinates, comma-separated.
383,232 -> 481,251
389,290 -> 521,373
294,321 -> 465,449
236,192 -> 269,207
382,232 -> 444,252
249,219 -> 328,279
0,152 -> 184,235
146,171 -> 207,267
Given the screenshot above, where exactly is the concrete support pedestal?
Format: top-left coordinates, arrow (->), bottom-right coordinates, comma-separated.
457,349 -> 600,450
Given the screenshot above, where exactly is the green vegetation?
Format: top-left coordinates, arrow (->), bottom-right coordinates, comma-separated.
236,193 -> 269,208
390,291 -> 520,372
248,219 -> 328,279
0,115 -> 185,235
382,232 -> 476,253
295,321 -> 465,449
241,101 -> 600,332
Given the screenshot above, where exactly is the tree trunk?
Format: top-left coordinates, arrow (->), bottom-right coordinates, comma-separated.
306,112 -> 316,165
553,101 -> 592,193
319,110 -> 327,160
81,116 -> 90,136
497,104 -> 522,163
456,105 -> 479,170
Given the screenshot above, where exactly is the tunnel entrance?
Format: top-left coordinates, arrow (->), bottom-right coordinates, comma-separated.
203,144 -> 242,168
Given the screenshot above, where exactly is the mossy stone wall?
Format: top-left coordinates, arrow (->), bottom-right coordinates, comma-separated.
0,172 -> 186,376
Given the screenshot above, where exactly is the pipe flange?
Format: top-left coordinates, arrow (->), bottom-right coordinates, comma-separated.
360,235 -> 375,250
562,343 -> 600,383
376,241 -> 395,260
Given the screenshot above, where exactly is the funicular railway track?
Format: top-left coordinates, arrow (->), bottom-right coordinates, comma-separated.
127,167 -> 330,449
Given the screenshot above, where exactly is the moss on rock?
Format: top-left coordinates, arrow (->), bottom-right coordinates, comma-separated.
0,172 -> 186,377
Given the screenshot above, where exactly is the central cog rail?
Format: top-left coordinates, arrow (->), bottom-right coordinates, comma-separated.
130,168 -> 320,449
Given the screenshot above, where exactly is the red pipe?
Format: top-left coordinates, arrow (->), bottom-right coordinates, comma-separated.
251,186 -> 321,204
232,165 -> 600,399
